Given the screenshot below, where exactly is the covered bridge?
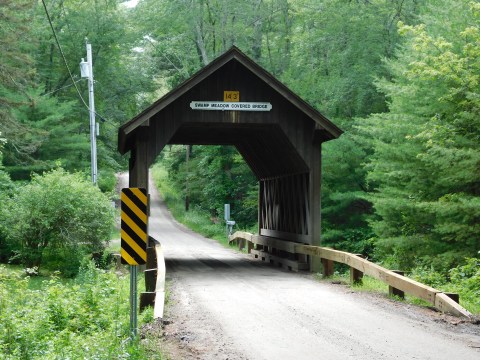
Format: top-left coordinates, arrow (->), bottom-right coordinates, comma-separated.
118,46 -> 342,268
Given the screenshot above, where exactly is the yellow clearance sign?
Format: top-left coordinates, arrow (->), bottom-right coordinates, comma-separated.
224,90 -> 239,102
121,188 -> 148,265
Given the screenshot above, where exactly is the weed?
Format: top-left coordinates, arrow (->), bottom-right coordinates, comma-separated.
0,263 -> 165,359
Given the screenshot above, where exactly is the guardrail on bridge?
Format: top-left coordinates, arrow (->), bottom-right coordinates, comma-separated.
229,231 -> 472,319
140,236 -> 165,319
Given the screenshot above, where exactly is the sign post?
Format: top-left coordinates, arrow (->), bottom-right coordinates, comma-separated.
120,188 -> 148,338
129,265 -> 138,337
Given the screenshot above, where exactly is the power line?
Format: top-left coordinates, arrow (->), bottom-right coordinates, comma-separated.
41,78 -> 84,97
40,0 -> 113,125
41,0 -> 89,110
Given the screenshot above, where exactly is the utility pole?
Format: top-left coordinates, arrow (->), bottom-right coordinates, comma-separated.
80,41 -> 98,184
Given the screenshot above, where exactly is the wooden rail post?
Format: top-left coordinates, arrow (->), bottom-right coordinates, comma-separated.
388,271 -> 405,299
444,293 -> 460,303
247,240 -> 254,254
140,243 -> 157,311
349,254 -> 364,284
238,238 -> 245,251
321,258 -> 334,277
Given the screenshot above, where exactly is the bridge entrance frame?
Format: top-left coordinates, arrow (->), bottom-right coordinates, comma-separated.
118,47 -> 342,271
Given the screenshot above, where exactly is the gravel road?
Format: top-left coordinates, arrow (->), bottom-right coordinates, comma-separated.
120,173 -> 480,359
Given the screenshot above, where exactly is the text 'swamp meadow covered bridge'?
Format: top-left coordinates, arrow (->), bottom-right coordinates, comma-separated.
118,46 -> 343,270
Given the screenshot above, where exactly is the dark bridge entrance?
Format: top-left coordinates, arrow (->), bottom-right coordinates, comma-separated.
118,47 -> 342,269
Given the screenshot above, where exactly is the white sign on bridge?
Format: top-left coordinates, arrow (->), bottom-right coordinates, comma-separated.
190,101 -> 272,111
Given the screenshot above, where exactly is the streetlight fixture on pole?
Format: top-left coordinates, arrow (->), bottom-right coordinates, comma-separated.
80,41 -> 98,184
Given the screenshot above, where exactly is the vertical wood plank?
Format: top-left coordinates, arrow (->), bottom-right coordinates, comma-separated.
129,127 -> 150,191
350,267 -> 364,284
388,270 -> 405,299
310,140 -> 322,270
321,258 -> 334,277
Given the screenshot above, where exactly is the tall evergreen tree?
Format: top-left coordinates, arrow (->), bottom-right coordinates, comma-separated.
360,0 -> 480,271
0,0 -> 46,166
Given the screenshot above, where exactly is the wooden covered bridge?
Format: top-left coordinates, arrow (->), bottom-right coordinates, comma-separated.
118,46 -> 342,271
118,47 -> 471,320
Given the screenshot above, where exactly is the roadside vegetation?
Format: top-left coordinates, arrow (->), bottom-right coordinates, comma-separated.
0,155 -> 162,357
0,262 -> 162,359
0,168 -> 114,277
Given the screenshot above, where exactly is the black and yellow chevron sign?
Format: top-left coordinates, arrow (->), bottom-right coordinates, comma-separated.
121,188 -> 148,265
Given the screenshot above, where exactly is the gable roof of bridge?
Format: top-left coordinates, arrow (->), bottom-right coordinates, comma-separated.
118,46 -> 342,156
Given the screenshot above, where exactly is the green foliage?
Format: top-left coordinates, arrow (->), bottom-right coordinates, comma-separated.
3,168 -> 114,276
97,167 -> 117,193
282,0 -> 420,119
152,163 -> 229,245
161,145 -> 258,229
0,136 -> 15,263
360,1 -> 480,270
321,119 -> 374,256
0,0 -> 155,180
0,262 -> 162,359
448,258 -> 480,309
0,0 -> 45,165
409,266 -> 448,289
132,0 -> 293,87
410,257 -> 480,313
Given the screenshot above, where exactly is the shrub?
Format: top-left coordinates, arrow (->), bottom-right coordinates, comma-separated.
97,168 -> 117,193
3,168 -> 115,276
448,257 -> 480,311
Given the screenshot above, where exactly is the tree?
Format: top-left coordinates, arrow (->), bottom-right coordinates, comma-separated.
276,0 -> 421,254
0,0 -> 47,166
0,132 -> 15,263
0,0 -> 155,180
132,0 -> 296,87
360,0 -> 480,271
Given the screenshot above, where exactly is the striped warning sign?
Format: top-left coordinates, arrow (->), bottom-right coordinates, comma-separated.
121,188 -> 148,265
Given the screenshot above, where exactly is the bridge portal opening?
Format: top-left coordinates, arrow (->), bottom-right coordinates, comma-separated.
154,144 -> 258,230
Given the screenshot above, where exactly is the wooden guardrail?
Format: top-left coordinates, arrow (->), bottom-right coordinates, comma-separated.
229,231 -> 472,319
140,237 -> 166,319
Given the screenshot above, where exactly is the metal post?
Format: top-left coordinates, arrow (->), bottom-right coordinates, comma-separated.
129,265 -> 138,338
86,42 -> 97,184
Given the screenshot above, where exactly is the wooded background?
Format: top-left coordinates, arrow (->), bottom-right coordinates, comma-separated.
1,0 -> 479,275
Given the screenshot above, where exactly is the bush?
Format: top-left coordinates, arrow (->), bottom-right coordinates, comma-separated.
410,258 -> 480,314
448,257 -> 480,312
97,168 -> 117,193
3,168 -> 115,276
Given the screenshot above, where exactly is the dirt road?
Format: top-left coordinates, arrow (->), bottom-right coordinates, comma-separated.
120,174 -> 480,359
